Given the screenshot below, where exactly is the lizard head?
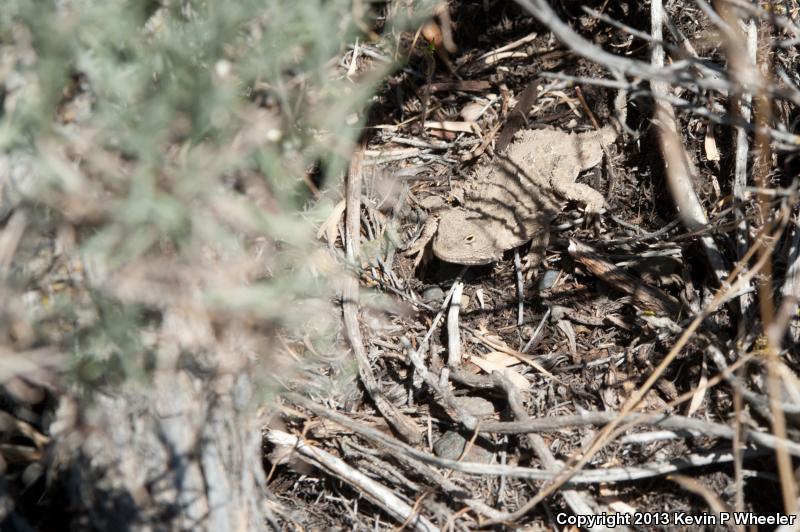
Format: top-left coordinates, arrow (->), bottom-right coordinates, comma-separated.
431,208 -> 504,265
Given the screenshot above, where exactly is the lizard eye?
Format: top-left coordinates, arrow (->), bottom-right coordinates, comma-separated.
464,234 -> 475,244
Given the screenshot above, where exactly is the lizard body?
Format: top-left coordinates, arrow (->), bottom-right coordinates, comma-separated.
430,125 -> 616,265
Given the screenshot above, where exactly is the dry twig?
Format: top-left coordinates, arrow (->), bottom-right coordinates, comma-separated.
344,142 -> 422,444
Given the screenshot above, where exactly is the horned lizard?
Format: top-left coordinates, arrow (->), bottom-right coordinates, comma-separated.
415,125 -> 617,265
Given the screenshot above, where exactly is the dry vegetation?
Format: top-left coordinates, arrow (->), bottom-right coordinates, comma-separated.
3,0 -> 800,530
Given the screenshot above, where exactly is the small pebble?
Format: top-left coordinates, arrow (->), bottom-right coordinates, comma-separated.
22,462 -> 43,488
539,270 -> 560,290
417,195 -> 445,211
460,101 -> 485,122
422,286 -> 445,302
433,431 -> 493,463
454,396 -> 494,418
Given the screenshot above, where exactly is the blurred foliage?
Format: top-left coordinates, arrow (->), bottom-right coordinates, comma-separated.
0,0 -> 431,390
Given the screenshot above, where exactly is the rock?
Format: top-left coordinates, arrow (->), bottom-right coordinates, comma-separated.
417,195 -> 445,211
453,396 -> 494,418
460,101 -> 485,122
422,286 -> 445,303
539,269 -> 560,290
433,431 -> 493,463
